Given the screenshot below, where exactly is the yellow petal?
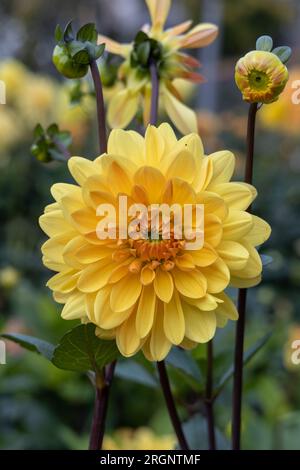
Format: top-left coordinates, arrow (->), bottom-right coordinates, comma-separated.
183,302 -> 216,342
63,236 -> 87,269
108,129 -> 145,166
166,150 -> 196,184
116,312 -> 141,357
215,292 -> 238,320
163,178 -> 196,205
172,268 -> 207,298
231,241 -> 262,280
217,240 -> 250,270
47,270 -> 79,294
95,286 -> 132,329
212,182 -> 257,210
39,210 -> 72,237
180,23 -> 218,49
145,125 -> 165,167
204,214 -> 223,247
77,258 -> 114,293
166,20 -> 192,36
61,292 -> 86,320
98,34 -> 130,57
110,274 -> 142,312
136,284 -> 156,338
230,275 -> 261,288
68,157 -> 98,187
134,166 -> 165,203
194,157 -> 213,192
244,215 -> 271,246
153,268 -> 174,303
184,293 -> 222,311
150,304 -> 172,361
164,290 -> 185,344
222,210 -> 253,241
51,183 -> 81,202
107,89 -> 139,129
197,191 -> 228,220
207,151 -> 235,186
201,258 -> 230,293
190,243 -> 218,267
146,0 -> 171,29
140,266 -> 155,285
175,254 -> 195,271
158,123 -> 178,154
163,88 -> 198,135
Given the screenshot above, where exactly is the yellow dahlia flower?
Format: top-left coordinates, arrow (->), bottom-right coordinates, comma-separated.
39,124 -> 270,361
99,0 -> 218,134
235,51 -> 289,104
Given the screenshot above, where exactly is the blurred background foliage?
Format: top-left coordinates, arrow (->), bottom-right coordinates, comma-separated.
0,0 -> 300,450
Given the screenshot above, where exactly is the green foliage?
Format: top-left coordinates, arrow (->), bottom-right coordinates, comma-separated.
31,123 -> 71,163
256,35 -> 273,52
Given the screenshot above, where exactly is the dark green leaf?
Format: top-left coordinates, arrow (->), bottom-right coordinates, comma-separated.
115,360 -> 158,388
64,21 -> 74,43
272,46 -> 292,64
182,414 -> 230,450
166,347 -> 202,383
76,23 -> 97,43
55,24 -> 63,43
137,42 -> 151,66
1,333 -> 55,360
94,43 -> 105,60
52,324 -> 120,373
72,49 -> 90,65
47,123 -> 59,136
256,35 -> 273,52
134,31 -> 149,45
214,332 -> 271,399
34,123 -> 44,138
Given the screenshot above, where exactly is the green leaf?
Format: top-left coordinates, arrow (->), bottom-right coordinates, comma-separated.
64,21 -> 74,43
214,332 -> 271,399
47,123 -> 59,136
52,324 -> 120,373
55,24 -> 63,43
182,414 -> 230,450
76,23 -> 97,43
261,254 -> 273,267
272,46 -> 292,64
72,49 -> 90,65
137,42 -> 151,66
134,31 -> 149,45
256,35 -> 273,52
1,333 -> 55,360
115,360 -> 158,388
166,347 -> 202,383
94,43 -> 105,60
34,123 -> 44,138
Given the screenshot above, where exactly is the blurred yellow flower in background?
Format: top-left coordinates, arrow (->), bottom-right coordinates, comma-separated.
0,59 -> 28,102
0,108 -> 22,155
99,0 -> 218,134
103,427 -> 175,450
0,266 -> 20,290
235,51 -> 288,104
40,124 -> 270,361
260,67 -> 300,136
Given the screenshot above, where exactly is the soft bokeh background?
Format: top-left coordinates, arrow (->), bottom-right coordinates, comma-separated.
0,0 -> 300,450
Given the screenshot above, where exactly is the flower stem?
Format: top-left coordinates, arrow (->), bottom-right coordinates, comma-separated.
157,361 -> 189,450
150,60 -> 159,125
89,361 -> 116,450
90,60 -> 107,154
205,340 -> 216,450
231,102 -> 258,450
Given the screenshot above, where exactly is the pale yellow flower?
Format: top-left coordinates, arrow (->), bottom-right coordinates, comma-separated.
0,59 -> 28,102
103,427 -> 175,450
99,0 -> 218,134
235,51 -> 289,104
40,124 -> 271,361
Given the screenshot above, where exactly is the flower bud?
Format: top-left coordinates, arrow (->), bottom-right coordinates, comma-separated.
235,50 -> 289,104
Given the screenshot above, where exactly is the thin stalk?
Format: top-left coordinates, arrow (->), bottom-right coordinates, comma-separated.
150,60 -> 159,125
205,340 -> 216,450
231,103 -> 258,450
89,361 -> 116,450
90,60 -> 107,154
157,361 -> 189,450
